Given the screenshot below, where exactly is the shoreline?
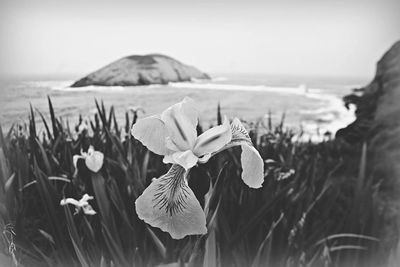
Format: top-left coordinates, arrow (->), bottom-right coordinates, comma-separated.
0,78 -> 355,141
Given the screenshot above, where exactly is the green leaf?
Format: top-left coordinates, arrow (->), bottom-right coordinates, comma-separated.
48,96 -> 59,140
64,204 -> 90,267
251,213 -> 284,267
146,227 -> 167,259
203,228 -> 219,267
35,138 -> 52,175
91,172 -> 124,255
36,108 -> 52,141
33,158 -> 72,265
101,222 -> 130,267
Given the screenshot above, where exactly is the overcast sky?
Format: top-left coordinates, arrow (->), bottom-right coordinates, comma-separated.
0,0 -> 399,79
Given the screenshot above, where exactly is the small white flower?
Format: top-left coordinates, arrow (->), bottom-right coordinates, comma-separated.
73,146 -> 104,173
77,120 -> 89,134
60,194 -> 97,215
277,169 -> 295,181
131,97 -> 264,239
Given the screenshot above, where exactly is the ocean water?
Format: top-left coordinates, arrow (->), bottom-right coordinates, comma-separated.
0,74 -> 365,139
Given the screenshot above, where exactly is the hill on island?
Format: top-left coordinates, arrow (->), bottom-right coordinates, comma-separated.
71,54 -> 210,87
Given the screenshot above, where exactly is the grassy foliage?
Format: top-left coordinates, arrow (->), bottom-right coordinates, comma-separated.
0,98 -> 394,266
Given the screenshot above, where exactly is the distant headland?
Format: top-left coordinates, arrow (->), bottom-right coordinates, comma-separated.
70,54 -> 210,87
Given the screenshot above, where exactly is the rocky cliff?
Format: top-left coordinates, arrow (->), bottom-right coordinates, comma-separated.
337,40 -> 400,251
337,41 -> 400,143
71,54 -> 210,87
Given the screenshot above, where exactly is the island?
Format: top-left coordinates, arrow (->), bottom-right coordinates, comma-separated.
70,54 -> 210,87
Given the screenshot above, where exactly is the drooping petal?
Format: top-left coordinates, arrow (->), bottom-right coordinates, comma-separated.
131,116 -> 170,155
73,155 -> 85,169
230,118 -> 252,145
240,144 -> 264,188
161,98 -> 198,151
163,150 -> 199,170
135,164 -> 207,239
193,117 -> 232,157
82,204 -> 97,215
85,151 -> 104,173
218,118 -> 265,188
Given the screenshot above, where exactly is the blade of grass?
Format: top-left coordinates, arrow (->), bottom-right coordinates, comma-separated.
47,96 -> 59,140
251,213 -> 284,267
91,172 -> 123,248
35,108 -> 52,141
146,227 -> 167,259
35,138 -> 52,175
20,176 -> 70,191
64,205 -> 90,267
33,158 -> 72,265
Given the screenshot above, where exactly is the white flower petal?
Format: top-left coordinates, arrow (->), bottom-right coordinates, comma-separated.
161,98 -> 198,151
82,205 -> 97,215
60,198 -> 80,207
193,117 -> 232,156
73,155 -> 84,169
176,97 -> 198,128
131,116 -> 170,155
78,121 -> 88,134
163,144 -> 199,170
85,151 -> 104,173
80,149 -> 88,157
80,193 -> 93,201
165,136 -> 180,152
87,145 -> 95,155
213,118 -> 265,189
171,150 -> 199,171
198,153 -> 211,164
77,200 -> 89,207
240,144 -> 264,188
79,194 -> 94,206
135,164 -> 207,239
163,154 -> 175,165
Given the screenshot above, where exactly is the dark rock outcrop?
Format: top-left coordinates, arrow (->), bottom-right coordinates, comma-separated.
337,40 -> 400,252
71,54 -> 210,87
337,41 -> 400,142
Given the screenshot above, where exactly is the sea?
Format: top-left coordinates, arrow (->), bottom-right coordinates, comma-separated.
0,73 -> 367,141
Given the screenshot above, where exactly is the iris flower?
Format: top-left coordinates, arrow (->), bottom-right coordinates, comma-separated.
60,194 -> 97,215
73,146 -> 104,173
131,97 -> 264,239
77,120 -> 89,135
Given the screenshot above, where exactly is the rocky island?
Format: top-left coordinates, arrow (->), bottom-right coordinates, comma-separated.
70,54 -> 210,87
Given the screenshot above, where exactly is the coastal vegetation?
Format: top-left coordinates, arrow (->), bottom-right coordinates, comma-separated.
0,97 -> 397,267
